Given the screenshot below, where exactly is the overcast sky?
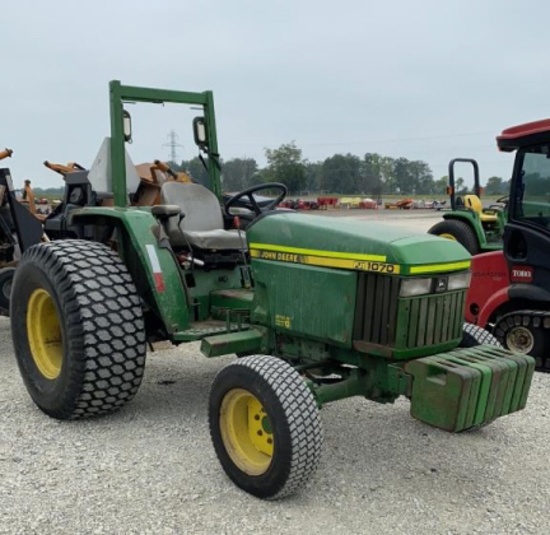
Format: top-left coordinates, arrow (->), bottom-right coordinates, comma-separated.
3,0 -> 548,189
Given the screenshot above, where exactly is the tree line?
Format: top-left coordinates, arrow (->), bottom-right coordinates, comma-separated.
174,141 -> 506,197
31,141 -> 508,198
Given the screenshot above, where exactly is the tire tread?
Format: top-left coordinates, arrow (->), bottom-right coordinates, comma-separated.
12,240 -> 146,419
210,355 -> 323,499
428,219 -> 480,254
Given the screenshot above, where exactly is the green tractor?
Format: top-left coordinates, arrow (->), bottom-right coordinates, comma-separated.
428,158 -> 506,254
8,82 -> 535,499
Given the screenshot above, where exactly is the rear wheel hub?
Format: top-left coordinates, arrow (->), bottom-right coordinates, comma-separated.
506,326 -> 535,354
26,288 -> 63,379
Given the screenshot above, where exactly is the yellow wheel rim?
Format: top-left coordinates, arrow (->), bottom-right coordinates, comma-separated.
26,288 -> 63,380
439,233 -> 457,241
219,388 -> 274,476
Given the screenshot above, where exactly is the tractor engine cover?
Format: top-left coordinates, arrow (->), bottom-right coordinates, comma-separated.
246,213 -> 472,356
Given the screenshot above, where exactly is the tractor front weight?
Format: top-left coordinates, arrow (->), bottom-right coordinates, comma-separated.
303,344 -> 535,433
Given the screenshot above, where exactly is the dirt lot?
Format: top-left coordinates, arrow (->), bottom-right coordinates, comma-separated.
2,211 -> 549,535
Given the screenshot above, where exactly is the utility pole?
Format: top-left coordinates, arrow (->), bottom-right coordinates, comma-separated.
163,130 -> 184,164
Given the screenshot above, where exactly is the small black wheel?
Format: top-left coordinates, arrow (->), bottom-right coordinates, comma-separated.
493,312 -> 549,372
459,322 -> 502,348
428,219 -> 480,255
209,355 -> 323,499
10,240 -> 147,419
0,266 -> 15,315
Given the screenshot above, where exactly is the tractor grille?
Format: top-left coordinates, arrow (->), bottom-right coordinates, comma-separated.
353,273 -> 400,345
353,273 -> 466,348
403,291 -> 465,347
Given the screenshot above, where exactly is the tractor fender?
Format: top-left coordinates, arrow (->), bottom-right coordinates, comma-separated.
470,285 -> 550,328
466,251 -> 509,326
471,286 -> 510,327
71,207 -> 190,335
509,283 -> 550,303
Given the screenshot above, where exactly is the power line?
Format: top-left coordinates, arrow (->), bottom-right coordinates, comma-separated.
222,130 -> 496,148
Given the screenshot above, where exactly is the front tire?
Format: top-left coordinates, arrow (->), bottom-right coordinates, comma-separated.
10,240 -> 147,419
209,355 -> 323,499
459,322 -> 502,348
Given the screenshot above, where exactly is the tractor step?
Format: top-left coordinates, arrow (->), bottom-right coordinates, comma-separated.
173,320 -> 250,342
405,346 -> 535,432
201,328 -> 264,358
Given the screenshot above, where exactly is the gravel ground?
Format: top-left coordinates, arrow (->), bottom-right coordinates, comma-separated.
1,315 -> 550,535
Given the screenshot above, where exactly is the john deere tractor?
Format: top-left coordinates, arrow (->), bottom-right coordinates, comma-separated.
428,158 -> 506,254
7,82 -> 535,499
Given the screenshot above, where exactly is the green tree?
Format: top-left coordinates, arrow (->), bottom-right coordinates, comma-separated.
393,157 -> 416,194
221,158 -> 258,192
379,157 -> 396,193
178,157 -> 211,187
363,153 -> 384,196
455,177 -> 467,194
320,153 -> 363,194
484,176 -> 505,195
434,176 -> 449,195
410,160 -> 435,195
304,161 -> 323,192
263,142 -> 307,194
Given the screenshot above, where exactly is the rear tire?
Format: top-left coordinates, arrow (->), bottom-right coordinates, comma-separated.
428,220 -> 480,255
209,355 -> 323,499
10,240 -> 147,419
0,266 -> 15,315
459,322 -> 502,348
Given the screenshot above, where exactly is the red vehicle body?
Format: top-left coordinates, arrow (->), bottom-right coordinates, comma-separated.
465,252 -> 510,326
464,118 -> 550,372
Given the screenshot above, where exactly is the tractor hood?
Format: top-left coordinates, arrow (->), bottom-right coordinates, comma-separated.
247,212 -> 470,276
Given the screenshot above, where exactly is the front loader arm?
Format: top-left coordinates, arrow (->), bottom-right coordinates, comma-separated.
0,148 -> 13,160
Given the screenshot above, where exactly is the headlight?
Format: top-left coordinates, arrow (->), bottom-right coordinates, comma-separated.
400,271 -> 471,297
447,271 -> 472,290
400,278 -> 432,297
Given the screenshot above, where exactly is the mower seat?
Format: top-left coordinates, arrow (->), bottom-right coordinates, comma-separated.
463,194 -> 498,223
159,182 -> 245,250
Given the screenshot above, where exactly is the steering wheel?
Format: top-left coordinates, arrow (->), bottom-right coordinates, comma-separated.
224,182 -> 288,218
488,195 -> 509,211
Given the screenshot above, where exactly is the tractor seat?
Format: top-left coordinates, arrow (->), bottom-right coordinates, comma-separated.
463,194 -> 498,223
159,182 -> 245,250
